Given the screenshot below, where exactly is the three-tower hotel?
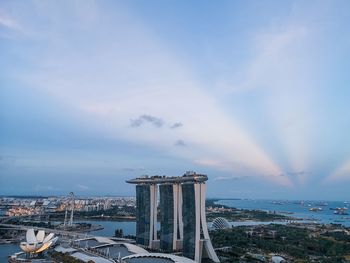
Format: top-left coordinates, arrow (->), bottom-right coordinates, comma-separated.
127,171 -> 220,263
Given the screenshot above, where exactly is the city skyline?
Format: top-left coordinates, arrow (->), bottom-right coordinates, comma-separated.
1,1 -> 350,200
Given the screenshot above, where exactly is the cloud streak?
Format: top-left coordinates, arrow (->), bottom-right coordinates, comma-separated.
213,175 -> 249,181
325,160 -> 350,183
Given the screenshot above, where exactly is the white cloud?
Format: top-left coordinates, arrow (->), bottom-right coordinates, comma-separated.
34,185 -> 60,191
212,175 -> 249,181
0,13 -> 19,30
325,160 -> 350,183
77,184 -> 90,191
216,24 -> 317,186
0,9 -> 23,38
15,2 -> 292,186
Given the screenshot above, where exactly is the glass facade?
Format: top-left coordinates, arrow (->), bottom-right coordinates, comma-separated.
159,184 -> 174,252
136,184 -> 150,246
182,183 -> 196,260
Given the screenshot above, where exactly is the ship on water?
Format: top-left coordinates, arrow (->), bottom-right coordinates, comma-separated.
309,207 -> 323,212
333,207 -> 349,215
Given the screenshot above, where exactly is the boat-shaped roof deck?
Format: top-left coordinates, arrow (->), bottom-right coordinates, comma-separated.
126,172 -> 208,184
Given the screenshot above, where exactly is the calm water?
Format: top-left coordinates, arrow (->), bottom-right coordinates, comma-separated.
79,220 -> 136,237
0,243 -> 20,262
216,199 -> 350,226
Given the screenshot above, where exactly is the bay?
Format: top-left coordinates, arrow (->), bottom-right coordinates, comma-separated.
0,243 -> 19,262
216,199 -> 350,226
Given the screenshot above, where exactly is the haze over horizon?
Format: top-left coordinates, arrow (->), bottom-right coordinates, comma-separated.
1,1 -> 350,200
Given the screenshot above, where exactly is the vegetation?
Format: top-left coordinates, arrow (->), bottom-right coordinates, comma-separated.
115,228 -> 124,237
72,206 -> 136,220
50,251 -> 86,263
206,199 -> 294,222
210,224 -> 350,262
4,218 -> 55,228
3,218 -> 93,231
321,230 -> 350,243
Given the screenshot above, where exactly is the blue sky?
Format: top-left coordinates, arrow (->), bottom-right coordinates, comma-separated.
1,0 -> 350,200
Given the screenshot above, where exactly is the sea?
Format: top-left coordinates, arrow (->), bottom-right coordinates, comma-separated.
1,199 -> 349,260
215,199 -> 350,226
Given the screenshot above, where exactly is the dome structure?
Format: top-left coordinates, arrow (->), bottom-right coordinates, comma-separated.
212,217 -> 230,230
20,229 -> 58,253
121,253 -> 196,263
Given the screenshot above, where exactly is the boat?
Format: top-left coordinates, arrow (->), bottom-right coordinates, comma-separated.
309,207 -> 322,212
272,201 -> 284,205
330,207 -> 348,210
315,202 -> 328,206
334,210 -> 349,215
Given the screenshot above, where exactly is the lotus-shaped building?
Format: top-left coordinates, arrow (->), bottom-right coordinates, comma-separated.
20,229 -> 58,253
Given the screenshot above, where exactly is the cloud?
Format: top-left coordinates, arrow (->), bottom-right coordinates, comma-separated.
14,2 -> 292,187
215,24 -> 317,186
213,175 -> 249,181
0,154 -> 16,161
122,167 -> 145,172
286,171 -> 310,176
325,160 -> 350,183
174,140 -> 186,147
0,12 -> 20,30
34,185 -> 60,191
130,115 -> 164,128
170,122 -> 183,129
77,184 -> 90,191
0,10 -> 23,38
0,155 -> 17,169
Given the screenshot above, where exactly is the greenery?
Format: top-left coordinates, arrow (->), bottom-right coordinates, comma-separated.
206,199 -> 293,222
115,228 -> 124,237
321,230 -> 350,243
48,206 -> 136,221
50,251 -> 86,263
4,218 -> 54,228
210,224 -> 350,262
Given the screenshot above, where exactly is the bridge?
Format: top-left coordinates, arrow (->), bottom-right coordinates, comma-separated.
0,223 -> 136,244
0,223 -> 89,239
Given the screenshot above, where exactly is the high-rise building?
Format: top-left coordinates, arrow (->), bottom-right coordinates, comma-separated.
135,184 -> 157,247
127,172 -> 220,263
159,184 -> 174,252
182,183 -> 196,259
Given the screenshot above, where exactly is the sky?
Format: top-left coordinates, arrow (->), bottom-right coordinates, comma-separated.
1,0 -> 350,200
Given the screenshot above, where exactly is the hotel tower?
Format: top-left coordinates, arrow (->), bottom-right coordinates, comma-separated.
127,171 -> 220,263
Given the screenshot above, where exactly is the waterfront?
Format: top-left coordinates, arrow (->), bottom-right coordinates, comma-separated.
1,199 -> 350,261
0,219 -> 282,260
0,220 -> 137,261
216,199 -> 350,226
